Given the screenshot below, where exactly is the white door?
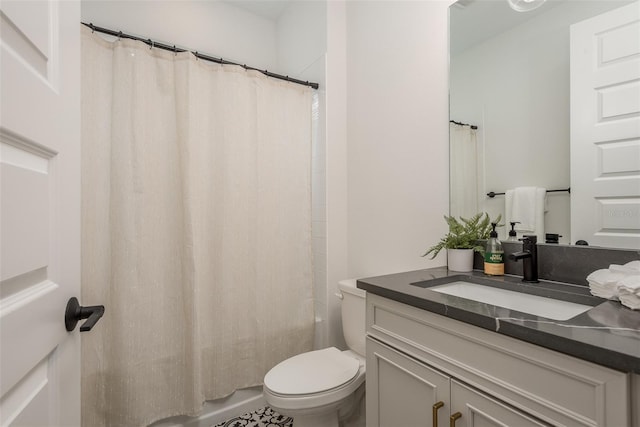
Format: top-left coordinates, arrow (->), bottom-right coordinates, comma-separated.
1,0 -> 81,425
570,1 -> 640,249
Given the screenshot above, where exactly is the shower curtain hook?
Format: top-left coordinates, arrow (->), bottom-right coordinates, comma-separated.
173,45 -> 177,56
149,39 -> 154,50
117,31 -> 122,41
89,23 -> 95,33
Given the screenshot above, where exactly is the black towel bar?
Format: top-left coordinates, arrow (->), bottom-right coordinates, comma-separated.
487,188 -> 570,198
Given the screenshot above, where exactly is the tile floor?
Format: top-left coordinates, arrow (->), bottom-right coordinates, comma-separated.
213,406 -> 293,427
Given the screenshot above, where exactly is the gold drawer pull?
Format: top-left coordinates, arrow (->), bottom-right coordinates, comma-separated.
432,401 -> 444,426
450,412 -> 462,427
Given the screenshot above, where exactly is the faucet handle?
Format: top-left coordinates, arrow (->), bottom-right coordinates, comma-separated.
520,235 -> 537,244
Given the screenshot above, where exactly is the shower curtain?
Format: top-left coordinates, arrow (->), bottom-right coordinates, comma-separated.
449,122 -> 480,219
80,27 -> 315,427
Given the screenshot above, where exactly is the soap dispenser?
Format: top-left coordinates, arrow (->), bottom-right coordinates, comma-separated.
484,222 -> 504,276
507,222 -> 519,242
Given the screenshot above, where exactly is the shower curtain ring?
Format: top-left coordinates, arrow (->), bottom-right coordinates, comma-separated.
149,39 -> 154,50
117,31 -> 122,41
173,45 -> 177,56
89,23 -> 95,33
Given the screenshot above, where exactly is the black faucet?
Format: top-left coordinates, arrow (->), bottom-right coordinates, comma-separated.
509,235 -> 539,283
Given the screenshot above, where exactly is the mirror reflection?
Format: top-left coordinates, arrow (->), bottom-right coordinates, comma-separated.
449,0 -> 639,250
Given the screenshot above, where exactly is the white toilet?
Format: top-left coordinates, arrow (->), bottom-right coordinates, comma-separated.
263,279 -> 366,427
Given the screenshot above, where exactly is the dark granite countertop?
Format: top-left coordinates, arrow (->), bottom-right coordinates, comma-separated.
357,267 -> 640,374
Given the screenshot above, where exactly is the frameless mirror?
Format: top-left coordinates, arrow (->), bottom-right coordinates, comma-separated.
449,0 -> 639,250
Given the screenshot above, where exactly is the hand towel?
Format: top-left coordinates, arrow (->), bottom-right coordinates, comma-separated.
586,261 -> 640,308
586,268 -> 625,299
618,275 -> 640,294
619,294 -> 640,310
505,187 -> 547,242
617,273 -> 640,310
609,260 -> 640,275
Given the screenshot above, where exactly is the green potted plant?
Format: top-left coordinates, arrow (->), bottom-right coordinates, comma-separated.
422,212 -> 500,272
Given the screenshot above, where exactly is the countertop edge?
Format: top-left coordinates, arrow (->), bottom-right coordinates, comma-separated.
357,268 -> 640,374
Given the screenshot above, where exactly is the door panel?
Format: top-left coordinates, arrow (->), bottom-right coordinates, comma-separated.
367,338 -> 451,427
450,380 -> 549,427
1,153 -> 50,281
570,2 -> 640,248
0,0 -> 80,425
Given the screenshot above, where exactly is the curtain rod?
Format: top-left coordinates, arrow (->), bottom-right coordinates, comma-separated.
450,120 -> 478,130
486,188 -> 570,198
82,22 -> 319,90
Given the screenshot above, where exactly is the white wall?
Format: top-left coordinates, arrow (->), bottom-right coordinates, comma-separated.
346,0 -> 453,278
324,0 -> 454,347
276,1 -> 326,85
81,0 -> 278,71
325,1 -> 350,349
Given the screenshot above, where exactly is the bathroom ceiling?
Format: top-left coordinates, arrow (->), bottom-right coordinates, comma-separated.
450,0 -> 564,55
224,0 -> 292,21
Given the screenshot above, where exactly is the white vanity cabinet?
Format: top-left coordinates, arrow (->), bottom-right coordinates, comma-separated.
365,293 -> 634,427
367,338 -> 549,427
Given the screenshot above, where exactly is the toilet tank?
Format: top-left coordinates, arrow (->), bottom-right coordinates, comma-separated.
337,279 -> 366,357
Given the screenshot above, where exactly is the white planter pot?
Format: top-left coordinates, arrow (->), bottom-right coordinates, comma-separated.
447,248 -> 474,272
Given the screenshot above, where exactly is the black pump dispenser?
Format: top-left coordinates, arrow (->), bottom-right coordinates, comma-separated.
507,221 -> 519,241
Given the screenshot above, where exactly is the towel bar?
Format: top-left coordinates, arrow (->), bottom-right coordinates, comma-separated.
486,188 -> 570,198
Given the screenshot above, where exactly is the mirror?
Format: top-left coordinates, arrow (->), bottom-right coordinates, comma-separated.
449,0 -> 636,249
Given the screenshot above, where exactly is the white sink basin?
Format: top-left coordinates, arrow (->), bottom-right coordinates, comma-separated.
429,281 -> 593,321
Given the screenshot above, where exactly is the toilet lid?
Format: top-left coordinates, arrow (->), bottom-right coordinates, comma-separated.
264,347 -> 360,395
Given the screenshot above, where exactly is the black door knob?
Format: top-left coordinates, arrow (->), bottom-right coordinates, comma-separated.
65,297 -> 105,332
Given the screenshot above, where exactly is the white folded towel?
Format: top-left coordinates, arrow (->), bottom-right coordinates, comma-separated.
587,260 -> 640,309
619,293 -> 640,310
587,268 -> 623,299
618,275 -> 640,294
609,261 -> 640,275
505,187 -> 546,242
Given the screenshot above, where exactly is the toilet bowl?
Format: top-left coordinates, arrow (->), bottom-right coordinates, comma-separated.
263,279 -> 366,427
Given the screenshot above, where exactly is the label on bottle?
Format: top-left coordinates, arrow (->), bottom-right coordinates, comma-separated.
484,252 -> 504,276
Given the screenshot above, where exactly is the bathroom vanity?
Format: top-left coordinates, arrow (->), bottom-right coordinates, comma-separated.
358,268 -> 640,427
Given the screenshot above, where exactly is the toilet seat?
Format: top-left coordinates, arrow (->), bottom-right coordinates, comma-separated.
264,347 -> 359,395
263,347 -> 366,411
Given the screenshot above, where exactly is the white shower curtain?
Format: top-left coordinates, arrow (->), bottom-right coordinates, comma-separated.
80,27 -> 315,427
449,122 -> 480,219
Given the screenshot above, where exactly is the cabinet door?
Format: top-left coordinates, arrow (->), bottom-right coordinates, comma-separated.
450,380 -> 550,427
367,338 -> 450,427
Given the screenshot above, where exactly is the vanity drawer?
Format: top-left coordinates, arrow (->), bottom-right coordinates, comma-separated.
366,293 -> 630,427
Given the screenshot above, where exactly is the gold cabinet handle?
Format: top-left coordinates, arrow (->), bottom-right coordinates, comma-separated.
450,412 -> 462,427
432,401 -> 444,426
